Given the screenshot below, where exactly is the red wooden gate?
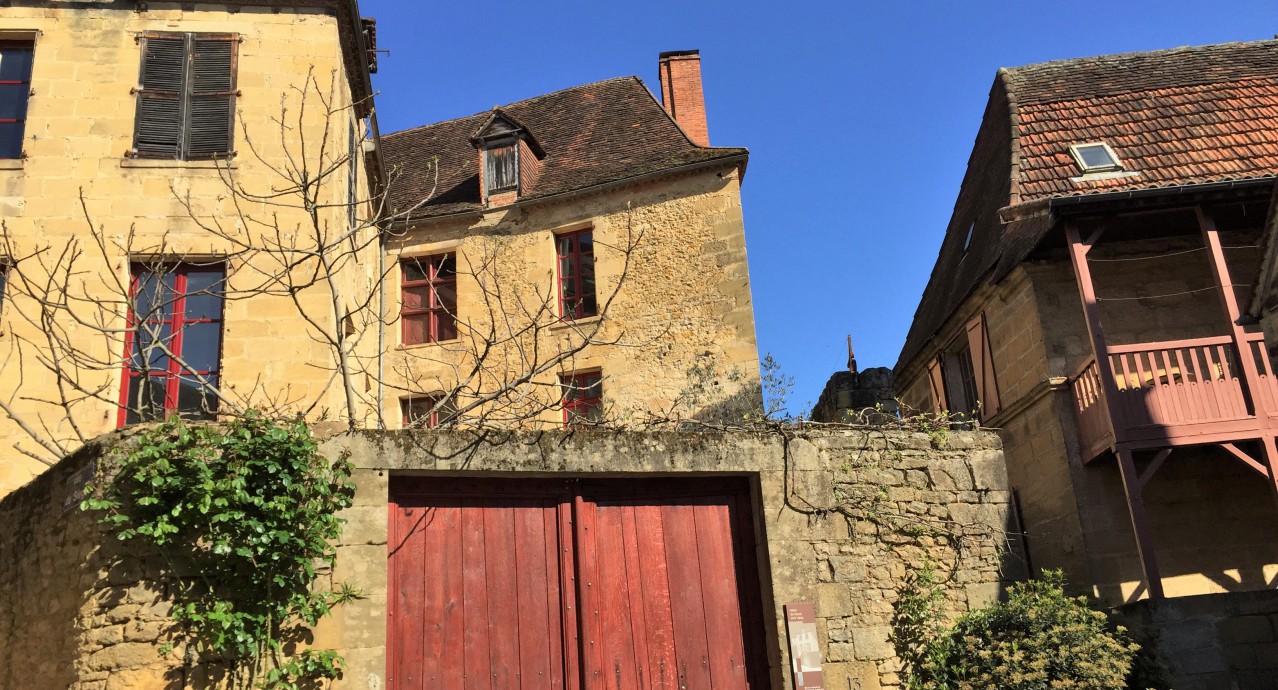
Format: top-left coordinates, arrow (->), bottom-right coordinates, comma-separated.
388,478 -> 767,690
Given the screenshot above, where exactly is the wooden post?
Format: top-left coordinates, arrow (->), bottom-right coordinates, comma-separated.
1196,206 -> 1278,501
1065,224 -> 1123,446
1117,449 -> 1165,600
1069,225 -> 1165,599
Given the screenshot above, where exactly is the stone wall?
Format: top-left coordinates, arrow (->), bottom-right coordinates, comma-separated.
382,164 -> 760,428
0,427 -> 1014,690
1115,589 -> 1278,689
0,4 -> 378,496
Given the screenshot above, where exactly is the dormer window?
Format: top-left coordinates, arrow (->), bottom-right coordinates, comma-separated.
484,141 -> 518,194
1068,142 -> 1123,174
470,109 -> 544,206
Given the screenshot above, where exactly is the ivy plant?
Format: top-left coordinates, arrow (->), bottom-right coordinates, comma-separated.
82,413 -> 357,688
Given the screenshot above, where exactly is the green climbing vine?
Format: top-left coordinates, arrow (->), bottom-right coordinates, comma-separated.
81,413 -> 358,689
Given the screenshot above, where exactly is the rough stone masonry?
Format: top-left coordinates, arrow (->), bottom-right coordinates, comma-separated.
0,426 -> 1014,690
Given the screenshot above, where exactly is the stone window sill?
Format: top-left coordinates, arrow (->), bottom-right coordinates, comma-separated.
120,158 -> 238,170
550,315 -> 602,332
0,159 -> 24,171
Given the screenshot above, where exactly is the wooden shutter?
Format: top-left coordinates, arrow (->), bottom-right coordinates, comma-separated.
926,356 -> 948,413
186,36 -> 237,158
133,34 -> 236,160
134,35 -> 185,158
965,312 -> 1001,420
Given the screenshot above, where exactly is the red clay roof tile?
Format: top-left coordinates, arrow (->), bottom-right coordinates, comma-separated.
381,77 -> 746,220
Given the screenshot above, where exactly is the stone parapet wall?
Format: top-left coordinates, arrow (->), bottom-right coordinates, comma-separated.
1116,590 -> 1278,690
0,427 -> 1014,690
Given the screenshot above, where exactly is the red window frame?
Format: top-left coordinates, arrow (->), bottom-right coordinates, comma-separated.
401,254 -> 457,345
118,263 -> 225,426
556,229 -> 597,320
401,395 -> 456,429
0,40 -> 35,160
560,370 -> 603,428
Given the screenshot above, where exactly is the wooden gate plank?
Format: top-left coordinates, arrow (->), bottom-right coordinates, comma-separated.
438,505 -> 464,690
694,500 -> 750,689
619,505 -> 653,690
595,502 -> 642,690
633,503 -> 678,690
462,500 -> 492,690
516,501 -> 553,689
544,501 -> 568,690
575,494 -> 603,688
558,500 -> 582,690
661,502 -> 715,689
485,501 -> 520,690
393,503 -> 426,690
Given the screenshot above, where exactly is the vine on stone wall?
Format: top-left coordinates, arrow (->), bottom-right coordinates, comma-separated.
81,413 -> 357,689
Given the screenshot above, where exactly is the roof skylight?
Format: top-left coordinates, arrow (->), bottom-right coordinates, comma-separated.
1068,142 -> 1123,173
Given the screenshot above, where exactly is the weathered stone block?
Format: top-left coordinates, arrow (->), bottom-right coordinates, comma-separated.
1218,615 -> 1274,644
851,625 -> 894,661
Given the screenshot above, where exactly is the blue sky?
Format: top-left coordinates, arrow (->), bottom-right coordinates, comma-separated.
362,0 -> 1276,413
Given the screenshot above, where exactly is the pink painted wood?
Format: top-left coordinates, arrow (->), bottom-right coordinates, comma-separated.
1069,335 -> 1278,459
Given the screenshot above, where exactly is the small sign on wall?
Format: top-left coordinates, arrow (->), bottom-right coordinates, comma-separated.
785,601 -> 826,690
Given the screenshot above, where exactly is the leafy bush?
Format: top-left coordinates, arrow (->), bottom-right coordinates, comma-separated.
83,413 -> 357,687
896,569 -> 1140,690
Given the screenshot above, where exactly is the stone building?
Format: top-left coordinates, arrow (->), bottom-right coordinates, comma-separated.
378,50 -> 760,429
0,1 -> 383,495
895,40 -> 1278,685
0,426 -> 1014,690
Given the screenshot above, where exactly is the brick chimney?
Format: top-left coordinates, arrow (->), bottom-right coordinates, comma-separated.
658,50 -> 710,147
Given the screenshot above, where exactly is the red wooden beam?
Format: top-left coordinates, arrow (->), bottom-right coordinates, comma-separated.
1220,442 -> 1270,478
1196,206 -> 1278,501
1066,224 -> 1124,448
1136,448 -> 1172,492
1117,449 -> 1166,600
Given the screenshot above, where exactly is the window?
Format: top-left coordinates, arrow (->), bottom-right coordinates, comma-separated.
557,230 -> 597,320
401,395 -> 457,429
925,313 -> 1001,421
1068,142 -> 1123,174
561,370 -> 603,428
120,264 -> 225,425
401,253 -> 457,344
0,261 -> 8,313
0,39 -> 34,159
132,33 -> 237,160
943,344 -> 980,416
484,143 -> 518,194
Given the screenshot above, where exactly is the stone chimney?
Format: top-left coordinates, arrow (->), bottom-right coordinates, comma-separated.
658,50 -> 710,147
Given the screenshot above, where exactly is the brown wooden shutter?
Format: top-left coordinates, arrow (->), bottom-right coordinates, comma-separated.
965,312 -> 1002,420
926,356 -> 948,413
134,35 -> 185,158
186,36 -> 237,159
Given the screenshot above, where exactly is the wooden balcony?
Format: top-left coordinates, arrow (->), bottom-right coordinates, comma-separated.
1071,332 -> 1278,462
1066,207 -> 1278,600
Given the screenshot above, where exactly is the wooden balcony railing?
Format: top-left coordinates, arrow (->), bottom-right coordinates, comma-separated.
1070,333 -> 1278,460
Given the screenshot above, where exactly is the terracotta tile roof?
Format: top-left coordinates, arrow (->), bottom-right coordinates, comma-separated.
897,40 -> 1278,373
1010,40 -> 1278,201
382,77 -> 747,219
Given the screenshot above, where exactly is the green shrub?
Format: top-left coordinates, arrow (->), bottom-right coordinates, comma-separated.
82,413 -> 357,688
896,570 -> 1140,690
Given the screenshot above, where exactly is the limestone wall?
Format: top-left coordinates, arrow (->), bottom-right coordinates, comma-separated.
0,4 -> 379,495
382,165 -> 760,427
0,427 -> 1012,690
1115,589 -> 1278,689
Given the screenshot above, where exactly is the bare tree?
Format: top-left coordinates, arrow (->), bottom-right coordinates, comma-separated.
0,67 -> 666,466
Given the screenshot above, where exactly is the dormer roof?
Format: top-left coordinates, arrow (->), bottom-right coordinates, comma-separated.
468,109 -> 545,157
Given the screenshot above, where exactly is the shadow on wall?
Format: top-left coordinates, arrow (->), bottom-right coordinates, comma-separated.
1083,444 -> 1278,605
0,443 -> 107,690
